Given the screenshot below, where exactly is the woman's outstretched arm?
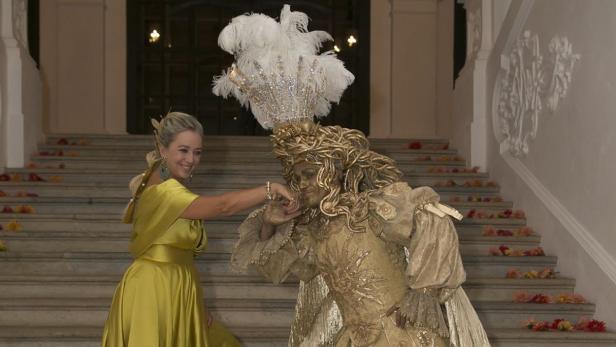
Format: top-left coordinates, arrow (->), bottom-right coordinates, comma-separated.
181,182 -> 299,220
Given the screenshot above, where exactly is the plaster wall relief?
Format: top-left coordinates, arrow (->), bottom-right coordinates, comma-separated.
466,7 -> 482,61
494,30 -> 580,157
546,36 -> 580,113
12,0 -> 28,51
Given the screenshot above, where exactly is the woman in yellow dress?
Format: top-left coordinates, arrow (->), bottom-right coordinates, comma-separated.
102,112 -> 299,347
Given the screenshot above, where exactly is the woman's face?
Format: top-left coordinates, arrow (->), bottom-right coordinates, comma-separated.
160,130 -> 203,180
292,161 -> 329,209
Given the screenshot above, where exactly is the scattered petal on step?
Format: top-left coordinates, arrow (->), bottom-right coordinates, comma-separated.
0,240 -> 7,251
0,191 -> 6,197
27,173 -> 45,182
2,206 -> 14,213
408,141 -> 422,149
57,138 -> 69,145
49,175 -> 63,183
16,205 -> 35,214
490,246 -> 545,257
556,293 -> 586,304
6,220 -> 22,232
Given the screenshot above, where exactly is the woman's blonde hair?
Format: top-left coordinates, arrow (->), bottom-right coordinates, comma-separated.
129,112 -> 204,195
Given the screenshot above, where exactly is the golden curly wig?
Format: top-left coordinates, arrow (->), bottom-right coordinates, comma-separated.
271,121 -> 403,231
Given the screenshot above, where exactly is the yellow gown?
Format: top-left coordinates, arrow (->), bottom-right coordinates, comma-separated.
102,178 -> 241,347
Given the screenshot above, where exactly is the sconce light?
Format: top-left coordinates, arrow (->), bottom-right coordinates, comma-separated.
347,35 -> 357,47
149,29 -> 161,43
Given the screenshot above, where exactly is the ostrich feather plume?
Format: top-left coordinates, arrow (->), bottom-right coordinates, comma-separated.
212,4 -> 354,129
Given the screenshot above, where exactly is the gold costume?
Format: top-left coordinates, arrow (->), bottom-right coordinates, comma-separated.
233,182 -> 487,347
213,6 -> 489,346
102,177 -> 240,347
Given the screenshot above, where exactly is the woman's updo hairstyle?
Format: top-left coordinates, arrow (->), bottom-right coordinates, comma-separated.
127,112 -> 204,197
146,112 -> 204,166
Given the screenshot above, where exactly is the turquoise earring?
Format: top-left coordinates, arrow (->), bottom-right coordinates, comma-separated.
160,158 -> 170,181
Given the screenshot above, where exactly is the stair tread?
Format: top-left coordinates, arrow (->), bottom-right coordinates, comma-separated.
0,326 -> 614,342
0,273 -> 574,286
0,297 -> 596,311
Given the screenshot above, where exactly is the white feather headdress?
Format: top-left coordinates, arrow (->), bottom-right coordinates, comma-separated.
212,4 -> 355,129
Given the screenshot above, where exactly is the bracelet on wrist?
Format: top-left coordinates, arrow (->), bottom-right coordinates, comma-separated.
265,181 -> 274,200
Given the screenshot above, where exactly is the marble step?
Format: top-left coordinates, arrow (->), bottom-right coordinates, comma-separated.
0,176 -> 494,192
34,148 -> 460,164
0,216 -> 528,239
487,328 -> 616,347
28,157 -> 467,171
3,169 -> 490,186
0,274 -> 576,303
0,218 -> 520,236
0,184 -> 502,200
0,233 -> 542,256
0,223 -> 538,241
0,252 -> 557,277
0,326 -> 289,347
0,202 -> 517,218
7,166 -> 488,178
2,326 -> 615,347
0,197 -> 514,212
45,134 -> 449,148
39,143 -> 458,157
0,297 -> 597,330
0,297 -> 295,328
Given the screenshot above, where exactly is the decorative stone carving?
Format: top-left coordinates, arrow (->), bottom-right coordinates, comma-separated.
495,30 -> 580,157
12,0 -> 28,51
496,30 -> 544,157
546,36 -> 580,113
466,8 -> 482,60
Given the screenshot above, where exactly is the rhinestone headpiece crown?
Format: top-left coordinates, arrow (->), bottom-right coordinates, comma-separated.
228,56 -> 325,128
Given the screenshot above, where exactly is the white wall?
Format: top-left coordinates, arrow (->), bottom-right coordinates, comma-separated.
485,0 -> 616,325
0,0 -> 42,171
40,0 -> 125,134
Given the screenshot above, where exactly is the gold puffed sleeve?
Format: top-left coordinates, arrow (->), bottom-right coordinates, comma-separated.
369,182 -> 490,347
231,207 -> 318,284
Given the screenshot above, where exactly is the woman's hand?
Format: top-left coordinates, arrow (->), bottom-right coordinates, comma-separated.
270,183 -> 300,213
260,199 -> 302,240
263,199 -> 301,226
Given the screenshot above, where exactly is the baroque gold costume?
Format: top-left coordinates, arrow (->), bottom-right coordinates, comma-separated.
233,182 -> 481,347
102,165 -> 240,347
213,5 -> 489,346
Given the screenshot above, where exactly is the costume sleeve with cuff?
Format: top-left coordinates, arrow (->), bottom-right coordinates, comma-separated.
231,207 -> 318,284
369,182 -> 491,347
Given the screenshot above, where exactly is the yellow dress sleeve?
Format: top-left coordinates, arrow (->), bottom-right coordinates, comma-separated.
129,179 -> 199,257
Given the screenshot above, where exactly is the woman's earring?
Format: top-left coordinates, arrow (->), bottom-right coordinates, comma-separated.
187,172 -> 193,183
160,158 -> 170,181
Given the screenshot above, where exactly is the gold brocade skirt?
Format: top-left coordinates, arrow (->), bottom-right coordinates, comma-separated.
102,245 -> 241,347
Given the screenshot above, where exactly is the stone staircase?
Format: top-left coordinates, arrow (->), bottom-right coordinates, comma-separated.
0,134 -> 614,347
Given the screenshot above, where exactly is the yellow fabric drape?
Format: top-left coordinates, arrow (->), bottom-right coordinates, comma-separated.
102,178 -> 240,347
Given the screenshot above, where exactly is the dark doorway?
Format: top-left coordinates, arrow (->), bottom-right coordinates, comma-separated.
453,0 -> 467,84
127,0 -> 370,136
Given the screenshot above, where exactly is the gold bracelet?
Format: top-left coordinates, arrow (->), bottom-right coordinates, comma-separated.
265,181 -> 274,200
